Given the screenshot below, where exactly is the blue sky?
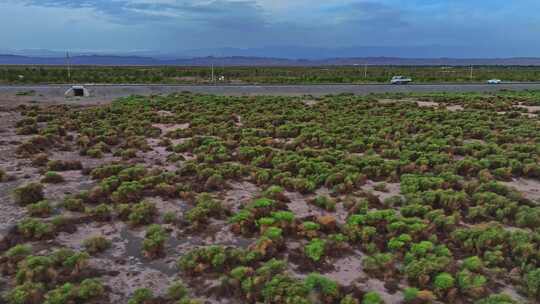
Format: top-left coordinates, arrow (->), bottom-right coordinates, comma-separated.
1,0 -> 539,57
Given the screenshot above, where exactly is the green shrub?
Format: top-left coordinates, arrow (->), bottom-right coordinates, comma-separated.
142,224 -> 168,258
462,256 -> 483,272
403,241 -> 452,284
90,164 -> 125,180
263,185 -> 287,201
515,206 -> 540,228
434,272 -> 455,290
163,211 -> 177,223
154,183 -> 177,198
77,278 -> 105,300
341,295 -> 360,304
475,294 -> 518,304
249,198 -> 275,209
403,287 -> 419,302
229,210 -> 251,224
263,227 -> 283,240
46,160 -> 82,171
258,217 -> 276,228
305,238 -> 326,262
205,173 -> 225,190
185,206 -> 209,226
83,236 -> 111,254
50,248 -> 76,266
177,297 -> 201,304
363,253 -> 394,274
167,281 -> 188,300
362,291 -> 383,304
121,148 -> 138,160
17,218 -> 53,239
0,168 -> 7,182
13,183 -> 44,206
388,234 -> 412,251
310,195 -> 336,211
177,246 -> 243,274
16,123 -> 39,135
43,283 -> 75,304
5,244 -> 32,259
27,201 -> 52,217
128,201 -> 157,226
383,195 -> 404,207
526,268 -> 540,299
87,204 -> 112,221
63,251 -> 90,274
15,255 -> 53,284
271,211 -> 295,223
304,273 -> 339,299
62,197 -> 84,212
128,288 -> 153,304
262,274 -> 309,304
185,194 -> 223,226
111,181 -> 144,204
302,221 -> 320,231
373,183 -> 388,192
4,282 -> 45,304
457,269 -> 487,297
41,172 -> 64,184
86,148 -> 103,158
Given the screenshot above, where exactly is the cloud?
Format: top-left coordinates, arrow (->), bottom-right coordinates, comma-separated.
4,0 -> 540,57
185,1 -> 267,31
19,0 -> 266,26
325,2 -> 409,27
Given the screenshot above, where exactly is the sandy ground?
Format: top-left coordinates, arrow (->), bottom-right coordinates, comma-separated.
503,178 -> 540,203
0,111 -> 33,233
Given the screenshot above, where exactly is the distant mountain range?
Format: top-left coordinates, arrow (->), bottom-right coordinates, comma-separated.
3,45 -> 539,60
2,54 -> 540,66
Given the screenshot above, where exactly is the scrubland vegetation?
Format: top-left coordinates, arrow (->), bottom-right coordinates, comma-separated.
1,65 -> 540,84
0,90 -> 539,303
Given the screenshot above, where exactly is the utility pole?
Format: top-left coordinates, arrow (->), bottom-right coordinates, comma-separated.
221,53 -> 225,82
364,64 -> 368,79
470,66 -> 474,82
211,63 -> 215,83
66,51 -> 71,83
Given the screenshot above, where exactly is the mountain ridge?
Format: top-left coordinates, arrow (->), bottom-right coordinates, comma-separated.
2,54 -> 540,66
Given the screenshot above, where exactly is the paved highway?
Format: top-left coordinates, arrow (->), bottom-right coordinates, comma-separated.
1,83 -> 540,98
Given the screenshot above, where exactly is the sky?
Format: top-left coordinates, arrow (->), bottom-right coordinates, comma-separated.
1,0 -> 539,58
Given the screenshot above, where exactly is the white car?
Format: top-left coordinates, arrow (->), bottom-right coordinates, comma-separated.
391,76 -> 413,85
487,79 -> 502,84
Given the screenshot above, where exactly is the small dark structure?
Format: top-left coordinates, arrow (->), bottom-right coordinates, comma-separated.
65,85 -> 90,97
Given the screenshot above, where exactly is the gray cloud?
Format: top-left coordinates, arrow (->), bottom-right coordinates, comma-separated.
328,2 -> 410,28
186,1 -> 267,31
20,0 -> 266,26
4,0 -> 540,57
